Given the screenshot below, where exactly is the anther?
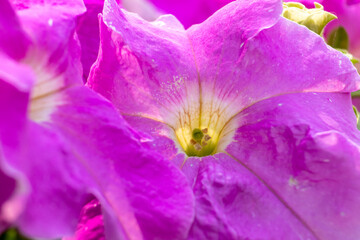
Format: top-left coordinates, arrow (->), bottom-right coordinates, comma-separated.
194,143 -> 202,151
202,128 -> 208,134
204,134 -> 211,141
190,139 -> 197,145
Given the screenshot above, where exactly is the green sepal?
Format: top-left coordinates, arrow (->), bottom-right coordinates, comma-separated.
282,2 -> 337,35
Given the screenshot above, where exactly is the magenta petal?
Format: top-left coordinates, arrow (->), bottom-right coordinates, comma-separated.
188,14 -> 360,121
182,154 -> 317,239
88,1 -> 199,121
229,92 -> 360,143
0,0 -> 30,59
10,122 -> 89,238
222,94 -> 360,239
226,131 -> 360,239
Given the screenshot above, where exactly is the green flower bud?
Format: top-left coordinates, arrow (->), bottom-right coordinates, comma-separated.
282,2 -> 337,35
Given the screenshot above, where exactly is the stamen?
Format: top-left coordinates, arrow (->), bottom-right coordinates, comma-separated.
194,143 -> 202,151
204,134 -> 211,141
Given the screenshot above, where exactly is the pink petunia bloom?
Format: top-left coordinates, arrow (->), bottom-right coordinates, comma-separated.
0,0 -> 194,239
86,0 -> 360,239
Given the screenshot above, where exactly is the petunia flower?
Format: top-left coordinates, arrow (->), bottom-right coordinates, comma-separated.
87,0 -> 360,239
0,0 -> 194,239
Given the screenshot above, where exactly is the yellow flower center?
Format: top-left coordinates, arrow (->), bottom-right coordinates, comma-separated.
173,96 -> 236,157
